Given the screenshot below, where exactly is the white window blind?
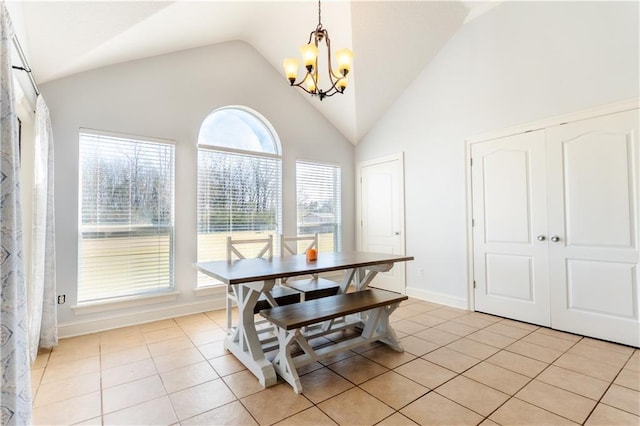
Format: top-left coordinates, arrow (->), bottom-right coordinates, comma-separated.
197,147 -> 282,287
78,131 -> 175,302
296,160 -> 342,252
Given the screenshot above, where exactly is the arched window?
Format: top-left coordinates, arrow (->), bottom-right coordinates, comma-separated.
197,107 -> 282,287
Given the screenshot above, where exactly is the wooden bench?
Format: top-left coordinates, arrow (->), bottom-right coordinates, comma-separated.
260,288 -> 408,393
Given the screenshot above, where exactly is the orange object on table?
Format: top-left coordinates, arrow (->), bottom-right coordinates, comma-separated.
306,248 -> 317,261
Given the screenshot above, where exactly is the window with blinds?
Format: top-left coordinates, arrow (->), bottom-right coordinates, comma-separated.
197,107 -> 282,287
78,130 -> 175,302
296,160 -> 342,252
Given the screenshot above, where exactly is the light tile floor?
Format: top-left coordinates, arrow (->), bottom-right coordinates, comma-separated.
31,298 -> 640,425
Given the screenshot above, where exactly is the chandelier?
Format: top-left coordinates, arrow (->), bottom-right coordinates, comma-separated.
282,0 -> 353,101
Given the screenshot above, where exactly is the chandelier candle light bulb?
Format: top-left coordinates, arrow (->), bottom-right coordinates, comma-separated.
282,0 -> 353,101
335,48 -> 353,76
306,74 -> 317,93
283,58 -> 300,82
300,43 -> 319,70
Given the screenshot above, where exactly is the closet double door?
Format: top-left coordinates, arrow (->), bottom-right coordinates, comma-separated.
471,109 -> 639,347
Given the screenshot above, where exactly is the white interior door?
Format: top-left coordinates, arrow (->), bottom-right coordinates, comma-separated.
358,153 -> 406,293
547,109 -> 640,347
471,130 -> 551,326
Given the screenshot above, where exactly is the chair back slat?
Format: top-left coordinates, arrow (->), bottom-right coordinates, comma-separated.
226,235 -> 273,261
280,233 -> 319,257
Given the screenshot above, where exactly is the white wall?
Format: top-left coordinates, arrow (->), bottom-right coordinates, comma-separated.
355,1 -> 640,307
41,41 -> 355,336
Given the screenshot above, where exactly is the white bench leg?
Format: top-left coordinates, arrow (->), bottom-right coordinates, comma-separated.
272,328 -> 303,394
376,303 -> 404,351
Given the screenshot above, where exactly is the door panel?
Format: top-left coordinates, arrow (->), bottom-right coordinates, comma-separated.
358,154 -> 406,293
485,254 -> 533,301
484,150 -> 531,243
547,109 -> 639,346
567,260 -> 637,318
472,130 -> 550,326
563,132 -> 634,248
365,173 -> 394,237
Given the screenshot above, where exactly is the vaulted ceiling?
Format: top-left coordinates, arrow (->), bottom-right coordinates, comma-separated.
9,1 -> 499,144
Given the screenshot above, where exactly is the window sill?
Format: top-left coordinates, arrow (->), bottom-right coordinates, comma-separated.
72,291 -> 180,315
193,285 -> 226,297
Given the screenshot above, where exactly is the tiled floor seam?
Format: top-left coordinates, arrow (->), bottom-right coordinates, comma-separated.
503,333 -> 596,424
507,336 -> 635,425
580,351 -> 638,422
98,345 -> 104,424
509,396 -> 584,425
355,376 -> 427,415
400,318 -> 584,425
473,359 -> 580,425
154,360 -> 181,424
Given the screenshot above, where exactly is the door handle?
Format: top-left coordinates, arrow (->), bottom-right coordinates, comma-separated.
536,235 -> 546,241
394,232 -> 401,235
550,235 -> 561,242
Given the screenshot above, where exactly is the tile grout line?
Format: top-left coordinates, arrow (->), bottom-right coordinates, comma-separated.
396,310 -> 589,424
349,310 -> 516,423
477,333 -> 584,425
99,341 -> 105,426
398,310 -> 514,422
580,349 -> 637,422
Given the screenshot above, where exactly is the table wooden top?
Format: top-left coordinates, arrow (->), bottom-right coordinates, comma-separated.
194,251 -> 414,284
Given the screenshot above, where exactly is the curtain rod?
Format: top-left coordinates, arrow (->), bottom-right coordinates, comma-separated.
11,34 -> 40,97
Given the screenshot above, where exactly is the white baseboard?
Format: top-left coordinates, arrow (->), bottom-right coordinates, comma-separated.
58,296 -> 226,338
58,284 -> 468,338
406,287 -> 469,310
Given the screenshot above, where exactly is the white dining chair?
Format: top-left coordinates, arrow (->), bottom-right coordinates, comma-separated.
225,235 -> 300,331
279,233 -> 340,301
280,233 -> 319,282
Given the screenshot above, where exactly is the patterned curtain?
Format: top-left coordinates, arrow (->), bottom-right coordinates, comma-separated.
0,3 -> 32,425
29,95 -> 58,361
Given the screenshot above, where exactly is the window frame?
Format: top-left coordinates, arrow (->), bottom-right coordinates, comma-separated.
77,128 -> 176,304
196,106 -> 283,288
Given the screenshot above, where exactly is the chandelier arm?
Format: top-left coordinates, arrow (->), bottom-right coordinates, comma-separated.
319,78 -> 345,98
323,32 -> 340,84
291,80 -> 316,95
321,90 -> 342,99
291,68 -> 316,93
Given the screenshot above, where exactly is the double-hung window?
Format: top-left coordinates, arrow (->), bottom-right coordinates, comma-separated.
296,160 -> 342,252
197,107 -> 282,287
78,130 -> 175,302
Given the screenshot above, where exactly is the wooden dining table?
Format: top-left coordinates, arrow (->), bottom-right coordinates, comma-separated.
194,251 -> 414,388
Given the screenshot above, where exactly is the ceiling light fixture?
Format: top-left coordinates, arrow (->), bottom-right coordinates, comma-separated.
282,0 -> 353,101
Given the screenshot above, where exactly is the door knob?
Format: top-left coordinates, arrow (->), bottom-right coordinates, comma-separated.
536,235 -> 546,241
550,235 -> 561,242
